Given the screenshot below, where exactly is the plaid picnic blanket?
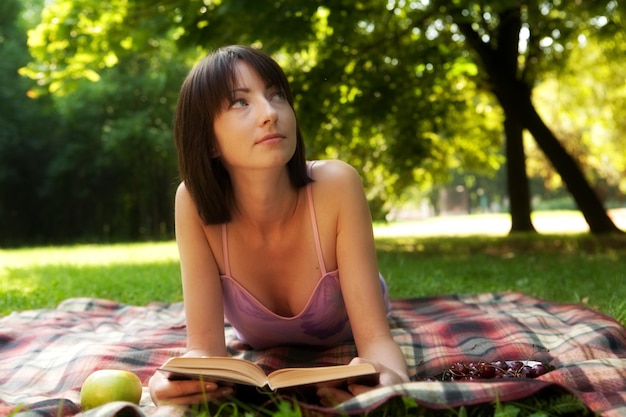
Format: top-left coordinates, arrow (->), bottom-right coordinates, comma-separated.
1,292 -> 625,416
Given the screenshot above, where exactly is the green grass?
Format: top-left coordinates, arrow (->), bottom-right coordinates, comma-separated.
2,213 -> 624,416
377,233 -> 626,325
2,215 -> 625,323
1,242 -> 183,315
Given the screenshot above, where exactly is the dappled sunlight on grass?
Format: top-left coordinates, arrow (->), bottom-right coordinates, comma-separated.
0,274 -> 39,302
375,232 -> 626,257
0,243 -> 182,315
0,274 -> 39,292
373,209 -> 626,238
0,241 -> 179,268
374,226 -> 626,325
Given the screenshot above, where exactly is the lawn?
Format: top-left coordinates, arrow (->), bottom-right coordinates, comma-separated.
1,211 -> 625,416
2,211 -> 625,324
377,233 -> 626,325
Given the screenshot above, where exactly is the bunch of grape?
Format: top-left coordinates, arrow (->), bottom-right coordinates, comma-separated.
424,360 -> 553,381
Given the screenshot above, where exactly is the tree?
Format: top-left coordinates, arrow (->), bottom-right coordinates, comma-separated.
529,35 -> 626,205
13,0 -> 191,243
447,1 -> 623,233
23,0 -> 625,233
0,0 -> 62,245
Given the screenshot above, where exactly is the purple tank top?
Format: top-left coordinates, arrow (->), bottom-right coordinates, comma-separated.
220,180 -> 353,349
220,166 -> 389,349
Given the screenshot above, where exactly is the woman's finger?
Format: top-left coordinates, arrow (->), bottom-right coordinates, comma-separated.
150,373 -> 235,406
347,383 -> 376,396
158,386 -> 234,405
316,386 -> 353,407
174,380 -> 220,397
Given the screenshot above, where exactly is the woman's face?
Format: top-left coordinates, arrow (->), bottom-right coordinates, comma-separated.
212,60 -> 297,173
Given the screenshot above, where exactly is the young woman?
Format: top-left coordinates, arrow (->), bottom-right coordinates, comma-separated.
149,45 -> 408,406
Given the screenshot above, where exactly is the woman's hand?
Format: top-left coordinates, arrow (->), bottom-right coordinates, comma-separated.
316,357 -> 408,407
149,370 -> 234,406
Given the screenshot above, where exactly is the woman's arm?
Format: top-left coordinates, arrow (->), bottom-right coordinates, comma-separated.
149,183 -> 230,405
175,183 -> 227,357
314,161 -> 408,402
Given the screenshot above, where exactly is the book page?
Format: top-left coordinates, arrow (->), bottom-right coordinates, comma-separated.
160,357 -> 268,387
267,363 -> 378,390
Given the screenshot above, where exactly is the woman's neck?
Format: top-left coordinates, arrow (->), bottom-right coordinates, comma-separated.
229,169 -> 300,232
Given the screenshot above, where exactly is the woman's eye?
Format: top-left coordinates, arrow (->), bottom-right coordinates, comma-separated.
231,98 -> 248,108
271,90 -> 286,100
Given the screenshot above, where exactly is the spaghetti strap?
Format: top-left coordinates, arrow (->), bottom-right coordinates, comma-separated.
307,162 -> 327,275
222,162 -> 325,277
221,223 -> 232,276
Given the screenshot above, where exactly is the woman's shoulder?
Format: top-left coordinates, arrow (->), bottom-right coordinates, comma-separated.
175,181 -> 197,211
307,160 -> 365,207
175,181 -> 221,242
308,159 -> 361,185
175,181 -> 212,227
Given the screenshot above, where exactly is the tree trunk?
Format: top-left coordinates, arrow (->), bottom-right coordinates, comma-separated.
520,97 -> 623,234
504,113 -> 536,232
457,8 -> 623,235
457,10 -> 537,234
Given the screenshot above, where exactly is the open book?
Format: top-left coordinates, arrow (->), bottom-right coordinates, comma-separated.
158,356 -> 379,391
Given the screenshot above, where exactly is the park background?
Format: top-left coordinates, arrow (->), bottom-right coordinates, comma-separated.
1,3 -> 626,415
2,0 -> 625,324
1,0 -> 625,247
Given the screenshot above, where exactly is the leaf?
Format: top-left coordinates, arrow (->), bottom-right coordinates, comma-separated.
494,403 -> 521,417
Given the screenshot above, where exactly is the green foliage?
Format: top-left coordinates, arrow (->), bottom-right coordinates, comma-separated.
19,0 -> 513,217
4,0 -> 626,242
22,0 -> 157,94
529,33 -> 626,197
180,390 -> 589,416
0,0 -> 62,245
38,45 -> 185,241
1,0 -> 196,245
2,384 -> 592,417
493,393 -> 588,417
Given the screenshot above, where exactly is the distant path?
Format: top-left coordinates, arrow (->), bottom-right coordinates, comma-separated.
374,209 -> 626,237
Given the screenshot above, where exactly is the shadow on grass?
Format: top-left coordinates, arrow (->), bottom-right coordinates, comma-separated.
376,233 -> 626,257
376,233 -> 626,326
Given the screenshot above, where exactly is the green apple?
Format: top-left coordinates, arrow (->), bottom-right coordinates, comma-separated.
80,369 -> 143,411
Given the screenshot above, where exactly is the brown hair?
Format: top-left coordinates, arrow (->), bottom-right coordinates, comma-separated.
174,45 -> 311,224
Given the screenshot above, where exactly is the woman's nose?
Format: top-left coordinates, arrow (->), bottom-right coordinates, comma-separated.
259,99 -> 278,125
